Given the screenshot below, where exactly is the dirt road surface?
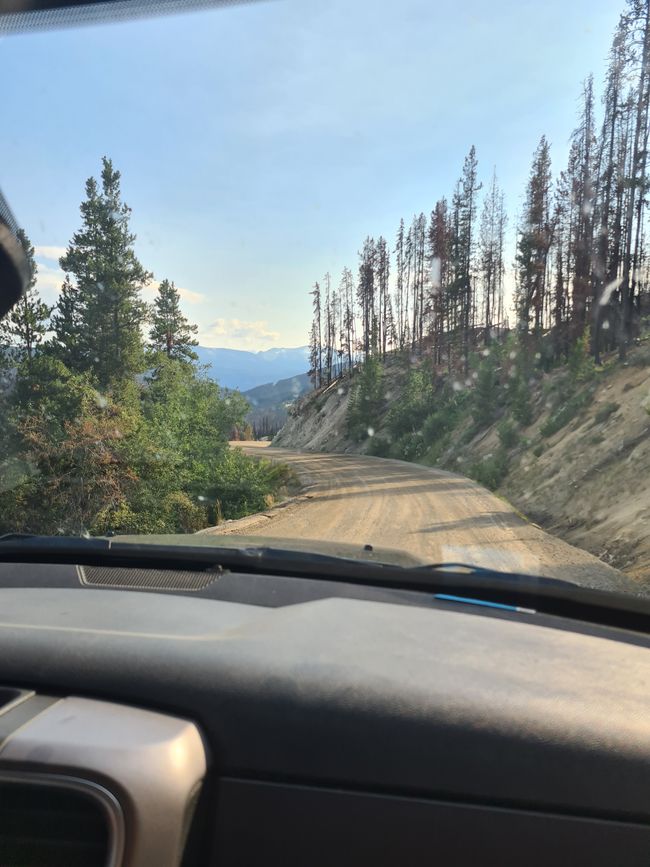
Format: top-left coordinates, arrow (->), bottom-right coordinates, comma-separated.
217,443 -> 638,594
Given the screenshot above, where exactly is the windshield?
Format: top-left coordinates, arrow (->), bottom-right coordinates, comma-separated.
0,0 -> 648,595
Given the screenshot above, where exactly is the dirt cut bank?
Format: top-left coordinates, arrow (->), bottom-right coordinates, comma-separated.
274,342 -> 650,584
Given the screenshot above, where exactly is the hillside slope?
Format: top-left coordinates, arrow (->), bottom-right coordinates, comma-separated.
274,343 -> 650,582
243,372 -> 312,436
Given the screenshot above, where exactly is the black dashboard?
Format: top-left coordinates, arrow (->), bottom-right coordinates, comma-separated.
1,560 -> 650,866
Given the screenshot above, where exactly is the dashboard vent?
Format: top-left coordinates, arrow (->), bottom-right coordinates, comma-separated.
0,780 -> 111,867
79,564 -> 218,591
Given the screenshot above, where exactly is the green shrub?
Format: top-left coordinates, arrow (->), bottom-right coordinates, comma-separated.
347,356 -> 384,441
540,390 -> 593,438
422,434 -> 451,466
469,448 -> 509,490
497,419 -> 519,449
367,435 -> 392,457
386,367 -> 435,438
594,401 -> 620,424
393,431 -> 426,462
472,356 -> 500,428
422,404 -> 460,444
509,375 -> 533,425
568,328 -> 595,382
532,443 -> 544,457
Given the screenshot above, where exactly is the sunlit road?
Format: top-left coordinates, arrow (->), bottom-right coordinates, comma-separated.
217,444 -> 636,593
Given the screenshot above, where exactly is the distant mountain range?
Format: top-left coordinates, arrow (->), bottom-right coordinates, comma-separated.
195,345 -> 310,392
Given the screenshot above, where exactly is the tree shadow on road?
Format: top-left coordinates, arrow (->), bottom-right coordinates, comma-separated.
414,512 -> 528,534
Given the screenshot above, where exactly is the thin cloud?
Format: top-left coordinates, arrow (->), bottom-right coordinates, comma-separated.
143,280 -> 205,304
177,285 -> 205,304
34,245 -> 67,262
34,261 -> 65,303
199,318 -> 281,350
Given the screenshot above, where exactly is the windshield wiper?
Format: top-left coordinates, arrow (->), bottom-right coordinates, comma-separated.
0,535 -> 649,633
416,561 -> 573,589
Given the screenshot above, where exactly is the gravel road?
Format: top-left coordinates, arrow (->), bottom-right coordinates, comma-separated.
219,444 -> 638,593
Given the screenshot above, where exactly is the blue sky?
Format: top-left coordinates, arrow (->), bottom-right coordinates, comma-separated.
0,0 -> 621,349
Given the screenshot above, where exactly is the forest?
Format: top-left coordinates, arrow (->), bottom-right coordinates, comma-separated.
308,0 -> 650,389
0,159 -> 290,536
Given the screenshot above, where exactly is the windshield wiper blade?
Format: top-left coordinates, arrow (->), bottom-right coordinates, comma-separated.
415,561 -> 575,589
0,535 -> 649,633
0,533 -> 40,541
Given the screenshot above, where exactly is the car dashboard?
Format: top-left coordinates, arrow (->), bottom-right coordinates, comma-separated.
1,560 -> 650,866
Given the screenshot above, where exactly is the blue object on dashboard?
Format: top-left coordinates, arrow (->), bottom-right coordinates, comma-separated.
434,594 -> 536,614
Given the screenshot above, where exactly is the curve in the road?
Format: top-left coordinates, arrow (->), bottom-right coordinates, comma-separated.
214,444 -> 635,593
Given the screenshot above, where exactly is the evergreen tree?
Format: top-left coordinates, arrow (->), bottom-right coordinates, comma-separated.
478,172 -> 506,345
57,157 -> 152,388
568,77 -> 597,335
309,281 -> 323,386
375,236 -> 390,359
339,267 -> 355,374
357,237 -> 375,359
0,229 -> 50,370
49,275 -> 85,370
516,136 -> 554,335
394,219 -> 407,350
323,273 -> 334,384
427,199 -> 451,366
459,146 -> 482,367
149,278 -> 198,362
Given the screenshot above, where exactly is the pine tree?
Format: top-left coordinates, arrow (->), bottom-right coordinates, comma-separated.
593,19 -> 628,362
50,275 -> 85,370
427,199 -> 451,366
619,0 -> 650,357
340,267 -> 355,374
478,172 -> 506,345
0,229 -> 50,370
357,237 -> 375,360
308,282 -> 323,387
409,214 -> 427,352
323,273 -> 334,384
459,146 -> 482,367
551,167 -> 572,356
569,76 -> 597,335
57,157 -> 152,388
375,237 -> 390,359
149,279 -> 198,362
394,219 -> 407,350
516,136 -> 553,335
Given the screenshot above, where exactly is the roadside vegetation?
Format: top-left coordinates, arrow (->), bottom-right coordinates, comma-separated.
0,160 -> 291,536
344,330 -> 620,490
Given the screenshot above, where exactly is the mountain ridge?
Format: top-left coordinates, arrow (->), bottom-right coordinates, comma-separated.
194,345 -> 309,391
